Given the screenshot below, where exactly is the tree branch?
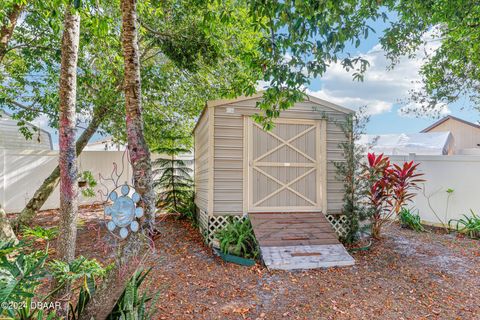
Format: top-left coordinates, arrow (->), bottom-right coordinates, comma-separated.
139,19 -> 188,41
6,99 -> 57,118
0,3 -> 24,63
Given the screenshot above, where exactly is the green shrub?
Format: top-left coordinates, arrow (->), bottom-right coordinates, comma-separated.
334,110 -> 371,243
0,226 -> 107,320
22,226 -> 59,253
399,208 -> 424,232
1,225 -> 161,320
152,136 -> 194,219
22,226 -> 59,242
48,256 -> 107,291
107,268 -> 159,320
176,192 -> 197,224
0,241 -> 48,319
449,210 -> 480,239
215,218 -> 259,259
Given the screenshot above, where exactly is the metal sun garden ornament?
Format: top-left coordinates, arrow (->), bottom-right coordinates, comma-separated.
104,183 -> 144,239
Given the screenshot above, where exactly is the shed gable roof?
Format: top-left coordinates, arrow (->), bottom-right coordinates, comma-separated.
420,115 -> 480,132
206,91 -> 355,115
193,92 -> 354,133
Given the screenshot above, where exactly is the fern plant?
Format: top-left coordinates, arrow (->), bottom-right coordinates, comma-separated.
449,210 -> 480,239
215,218 -> 259,259
0,242 -> 47,306
152,136 -> 193,218
399,208 -> 424,232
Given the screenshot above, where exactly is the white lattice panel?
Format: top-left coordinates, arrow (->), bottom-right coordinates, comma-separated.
204,215 -> 244,245
199,213 -> 350,245
326,214 -> 350,239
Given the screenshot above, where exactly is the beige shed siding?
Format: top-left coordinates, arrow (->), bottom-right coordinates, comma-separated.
194,108 -> 210,212
212,97 -> 349,215
213,109 -> 244,214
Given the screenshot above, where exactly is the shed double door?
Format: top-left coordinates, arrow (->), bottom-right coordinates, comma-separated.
246,118 -> 324,213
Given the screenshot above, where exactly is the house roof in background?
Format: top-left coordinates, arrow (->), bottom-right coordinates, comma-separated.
0,109 -> 53,138
85,137 -> 126,151
359,131 -> 454,155
421,115 -> 480,132
0,110 -> 53,150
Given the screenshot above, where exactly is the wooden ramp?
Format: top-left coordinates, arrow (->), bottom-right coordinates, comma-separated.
250,212 -> 354,270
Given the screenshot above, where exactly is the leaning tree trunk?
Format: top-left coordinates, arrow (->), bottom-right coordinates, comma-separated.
79,1 -> 156,318
15,106 -> 108,228
53,7 -> 81,316
0,3 -> 24,243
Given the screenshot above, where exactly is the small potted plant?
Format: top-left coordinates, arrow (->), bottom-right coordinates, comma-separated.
214,217 -> 258,266
78,171 -> 97,197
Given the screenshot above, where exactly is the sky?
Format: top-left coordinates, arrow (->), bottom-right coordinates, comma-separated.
22,11 -> 480,148
305,16 -> 480,134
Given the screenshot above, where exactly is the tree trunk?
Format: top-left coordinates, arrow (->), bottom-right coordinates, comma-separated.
79,1 -> 156,318
14,106 -> 108,228
78,234 -> 146,320
0,3 -> 23,63
371,211 -> 382,240
0,3 -> 25,244
53,7 -> 81,316
121,0 -> 156,227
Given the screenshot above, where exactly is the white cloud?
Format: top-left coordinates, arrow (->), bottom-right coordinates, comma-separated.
307,33 -> 448,117
397,102 -> 451,118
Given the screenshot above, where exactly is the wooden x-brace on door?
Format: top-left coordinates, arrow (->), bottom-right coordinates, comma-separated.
246,117 -> 324,213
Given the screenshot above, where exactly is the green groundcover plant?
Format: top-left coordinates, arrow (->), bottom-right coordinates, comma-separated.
216,218 -> 259,259
0,227 -> 158,319
449,210 -> 480,239
399,208 -> 424,232
107,268 -> 160,320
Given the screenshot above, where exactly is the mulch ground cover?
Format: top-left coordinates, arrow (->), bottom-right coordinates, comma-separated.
28,206 -> 480,319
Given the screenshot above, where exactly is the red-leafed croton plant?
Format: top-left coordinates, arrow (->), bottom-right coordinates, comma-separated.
363,153 -> 424,239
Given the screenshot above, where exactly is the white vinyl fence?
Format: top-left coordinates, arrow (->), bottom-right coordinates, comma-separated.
0,149 -> 133,213
390,154 -> 480,226
2,148 -> 478,226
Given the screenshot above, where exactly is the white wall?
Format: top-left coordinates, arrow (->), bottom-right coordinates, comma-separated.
0,149 -> 132,213
4,148 -> 475,225
390,154 -> 480,226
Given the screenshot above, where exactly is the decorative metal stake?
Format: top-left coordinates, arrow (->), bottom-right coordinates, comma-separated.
104,183 -> 144,239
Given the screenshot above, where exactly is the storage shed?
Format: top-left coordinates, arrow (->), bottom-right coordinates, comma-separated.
194,93 -> 355,270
